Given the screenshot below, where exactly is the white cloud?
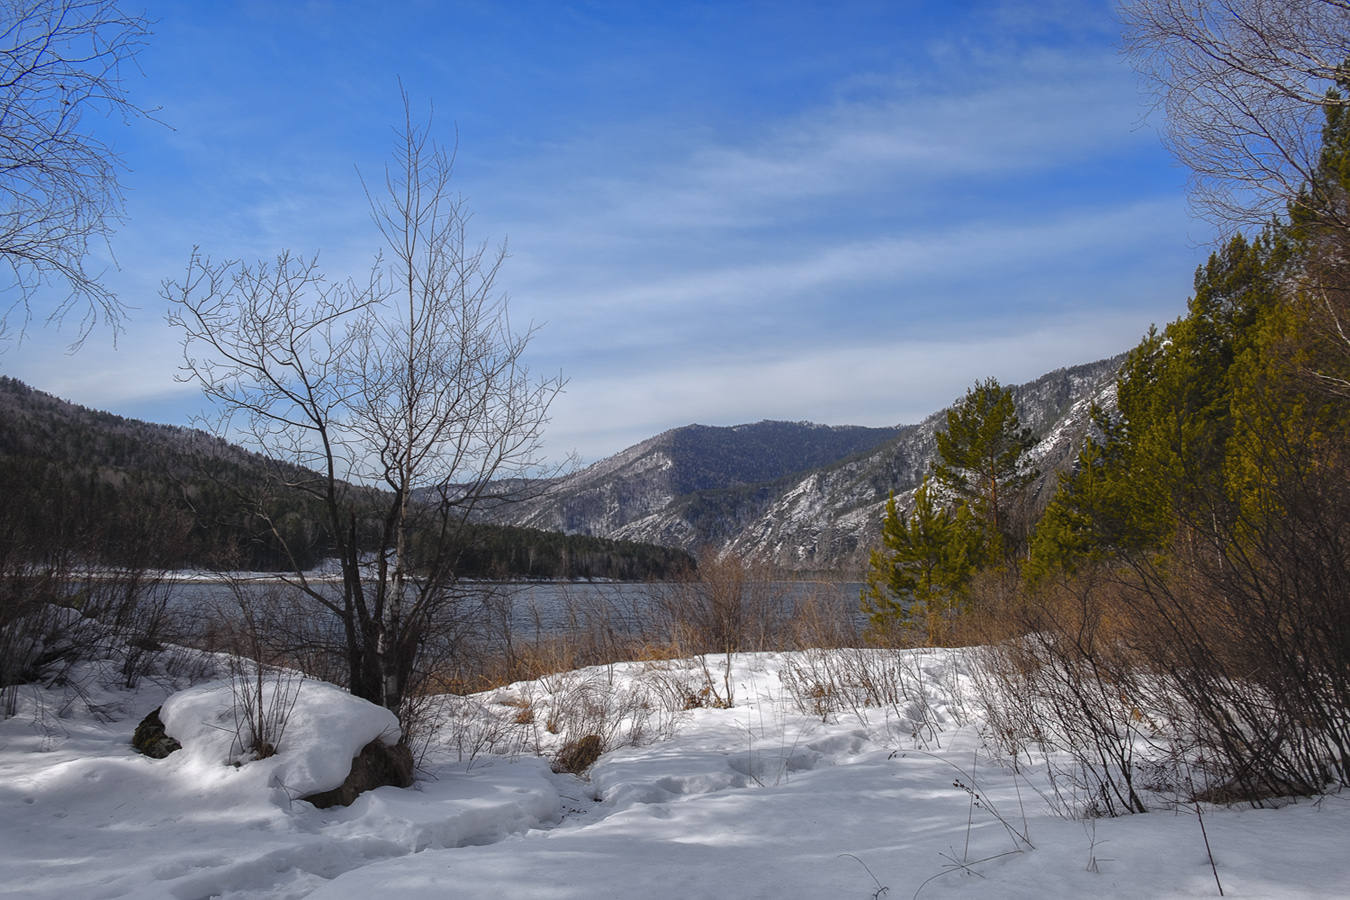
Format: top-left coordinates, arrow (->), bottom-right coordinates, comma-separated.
481,46 -> 1153,248
509,196 -> 1197,360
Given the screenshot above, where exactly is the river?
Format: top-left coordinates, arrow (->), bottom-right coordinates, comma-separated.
161,577 -> 865,640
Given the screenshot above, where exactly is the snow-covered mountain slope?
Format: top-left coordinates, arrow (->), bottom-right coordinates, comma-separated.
504,356 -> 1124,571
508,420 -> 904,550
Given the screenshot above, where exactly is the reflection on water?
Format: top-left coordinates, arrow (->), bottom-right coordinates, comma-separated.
164,579 -> 865,638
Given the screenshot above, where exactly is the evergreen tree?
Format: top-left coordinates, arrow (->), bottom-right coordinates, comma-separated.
861,478 -> 982,643
863,378 -> 1035,642
1027,231 -> 1287,580
931,378 -> 1037,559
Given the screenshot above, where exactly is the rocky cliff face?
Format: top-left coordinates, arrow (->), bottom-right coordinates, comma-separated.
504,356 -> 1124,572
510,421 -> 902,540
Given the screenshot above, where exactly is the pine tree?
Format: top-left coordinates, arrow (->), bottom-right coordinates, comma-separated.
1026,229 -> 1287,580
862,378 -> 1034,642
861,478 -> 983,643
931,378 -> 1037,559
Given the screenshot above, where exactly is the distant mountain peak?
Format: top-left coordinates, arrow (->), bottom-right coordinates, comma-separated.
503,354 -> 1126,573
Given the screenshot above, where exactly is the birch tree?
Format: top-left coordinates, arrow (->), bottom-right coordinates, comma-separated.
167,96 -> 565,719
1121,0 -> 1350,230
0,0 -> 152,343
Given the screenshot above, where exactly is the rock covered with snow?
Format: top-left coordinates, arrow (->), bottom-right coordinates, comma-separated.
159,677 -> 402,798
302,737 -> 414,808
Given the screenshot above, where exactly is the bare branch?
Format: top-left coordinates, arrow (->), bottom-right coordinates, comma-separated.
0,0 -> 155,346
1121,0 -> 1350,232
165,95 -> 568,721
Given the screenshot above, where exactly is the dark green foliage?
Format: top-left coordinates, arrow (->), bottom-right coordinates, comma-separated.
863,379 -> 1037,640
931,378 -> 1037,555
1290,76 -> 1350,233
0,376 -> 329,570
861,479 -> 982,641
439,524 -> 693,581
663,421 -> 902,494
1027,231 -> 1288,578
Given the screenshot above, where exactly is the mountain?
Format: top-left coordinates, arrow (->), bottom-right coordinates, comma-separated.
0,375 -> 323,569
504,420 -> 902,540
3,350 -> 1125,576
502,356 -> 1125,573
0,375 -> 272,479
0,376 -> 693,577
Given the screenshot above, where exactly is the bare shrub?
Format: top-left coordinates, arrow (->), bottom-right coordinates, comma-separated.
648,553 -> 847,707
533,664 -> 666,753
651,554 -> 796,655
488,583 -> 648,687
0,558 -> 192,720
552,734 -> 603,774
1124,512 -> 1350,802
441,572 -> 856,703
386,570 -> 864,770
226,656 -> 301,762
209,583 -> 306,761
972,504 -> 1350,816
779,647 -> 963,749
422,660 -> 688,771
419,693 -> 532,768
783,581 -> 863,650
972,574 -> 1152,817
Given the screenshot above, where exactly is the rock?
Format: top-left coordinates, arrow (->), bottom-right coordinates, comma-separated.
301,738 -> 414,809
131,707 -> 182,759
552,734 -> 603,774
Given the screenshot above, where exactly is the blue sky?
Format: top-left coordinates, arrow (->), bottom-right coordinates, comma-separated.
1,0 -> 1210,464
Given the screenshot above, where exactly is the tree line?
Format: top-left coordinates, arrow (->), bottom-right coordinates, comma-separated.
0,375 -> 691,579
448,524 -> 691,581
863,9 -> 1350,807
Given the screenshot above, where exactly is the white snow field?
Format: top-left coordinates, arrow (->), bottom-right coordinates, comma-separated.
2,648 -> 1347,900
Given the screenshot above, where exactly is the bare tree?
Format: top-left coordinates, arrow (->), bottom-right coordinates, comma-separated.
165,95 -> 566,721
1121,0 -> 1350,231
0,0 -> 152,344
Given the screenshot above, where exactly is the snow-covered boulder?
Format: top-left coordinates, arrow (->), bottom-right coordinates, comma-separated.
302,736 -> 413,808
158,677 -> 404,801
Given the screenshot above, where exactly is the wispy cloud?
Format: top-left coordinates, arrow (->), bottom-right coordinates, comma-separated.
0,1 -> 1207,466
486,47 -> 1154,240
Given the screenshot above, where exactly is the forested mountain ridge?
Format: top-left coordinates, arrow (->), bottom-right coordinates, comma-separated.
0,376 -> 322,570
503,356 -> 1125,572
2,353 -> 1122,576
0,376 -> 268,477
0,377 -> 692,578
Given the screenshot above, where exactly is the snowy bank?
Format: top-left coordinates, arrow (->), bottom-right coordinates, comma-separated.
1,650 -> 1347,900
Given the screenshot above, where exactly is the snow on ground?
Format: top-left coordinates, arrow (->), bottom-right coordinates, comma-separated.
2,649 -> 1348,900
